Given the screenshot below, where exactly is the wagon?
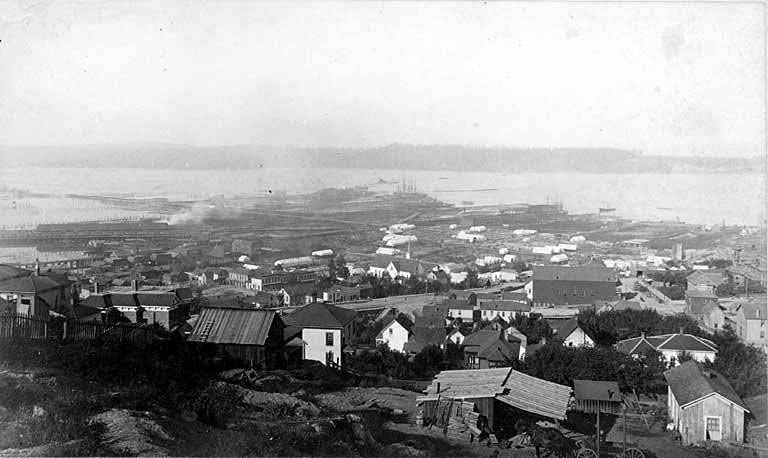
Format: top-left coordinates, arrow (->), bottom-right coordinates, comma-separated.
574,435 -> 646,458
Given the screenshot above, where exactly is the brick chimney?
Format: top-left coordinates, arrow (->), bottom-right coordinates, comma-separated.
34,258 -> 40,276
679,327 -> 685,335
641,331 -> 646,339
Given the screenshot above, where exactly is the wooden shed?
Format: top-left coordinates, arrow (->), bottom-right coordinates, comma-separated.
417,368 -> 571,438
664,361 -> 749,445
188,306 -> 285,369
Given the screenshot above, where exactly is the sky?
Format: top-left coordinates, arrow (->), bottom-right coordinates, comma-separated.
0,1 -> 764,157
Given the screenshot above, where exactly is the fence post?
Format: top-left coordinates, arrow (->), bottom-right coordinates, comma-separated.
63,320 -> 67,340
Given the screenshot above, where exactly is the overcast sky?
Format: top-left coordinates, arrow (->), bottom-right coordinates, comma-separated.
0,1 -> 764,156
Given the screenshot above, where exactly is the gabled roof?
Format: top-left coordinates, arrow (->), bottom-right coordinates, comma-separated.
135,292 -> 178,307
445,289 -> 477,300
281,282 -> 317,297
0,274 -> 68,294
549,318 -> 581,340
463,329 -> 520,361
444,298 -> 474,310
188,307 -> 282,346
664,361 -> 748,411
686,270 -> 726,285
0,265 -> 30,281
404,326 -> 447,353
479,300 -> 531,312
283,301 -> 357,329
533,266 -> 617,283
738,301 -> 767,320
108,293 -> 141,307
376,315 -> 413,340
657,333 -> 718,352
616,332 -> 717,355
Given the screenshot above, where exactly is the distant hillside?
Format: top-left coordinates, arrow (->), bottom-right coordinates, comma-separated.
0,143 -> 762,174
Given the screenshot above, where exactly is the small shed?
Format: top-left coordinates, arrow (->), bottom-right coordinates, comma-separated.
188,306 -> 285,369
664,361 -> 749,445
573,380 -> 623,414
573,379 -> 624,456
417,368 -> 571,438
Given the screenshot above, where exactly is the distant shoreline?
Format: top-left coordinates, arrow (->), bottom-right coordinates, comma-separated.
0,164 -> 763,175
0,144 -> 763,175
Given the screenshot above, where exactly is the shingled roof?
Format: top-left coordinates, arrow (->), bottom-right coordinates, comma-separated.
664,361 -> 748,411
616,332 -> 718,355
283,301 -> 357,329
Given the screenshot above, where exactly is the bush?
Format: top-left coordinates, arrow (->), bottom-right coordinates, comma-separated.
192,383 -> 243,427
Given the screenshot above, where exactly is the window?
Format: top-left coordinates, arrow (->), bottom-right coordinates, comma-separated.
706,417 -> 721,441
580,289 -> 586,297
389,328 -> 393,335
326,332 -> 334,346
20,298 -> 31,305
590,290 -> 596,296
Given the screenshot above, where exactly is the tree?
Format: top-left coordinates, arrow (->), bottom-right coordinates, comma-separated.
335,255 -> 350,279
705,325 -> 768,398
413,345 -> 446,378
509,315 -> 553,343
520,344 -> 667,395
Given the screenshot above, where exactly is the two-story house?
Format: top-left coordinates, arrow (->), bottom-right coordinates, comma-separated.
283,302 -> 357,367
733,300 -> 767,350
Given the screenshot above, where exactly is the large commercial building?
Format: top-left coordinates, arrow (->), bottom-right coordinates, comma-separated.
530,265 -> 618,306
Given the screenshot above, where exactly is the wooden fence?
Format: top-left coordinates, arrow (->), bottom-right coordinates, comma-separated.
328,360 -> 431,392
0,313 -> 157,345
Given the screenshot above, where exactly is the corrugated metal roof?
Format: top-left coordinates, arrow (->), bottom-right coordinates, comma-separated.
497,370 -> 572,420
188,307 -> 281,346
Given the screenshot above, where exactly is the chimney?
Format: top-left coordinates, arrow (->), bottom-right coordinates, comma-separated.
679,327 -> 685,335
131,278 -> 139,291
641,331 -> 646,339
437,382 -> 441,394
540,337 -> 546,345
34,258 -> 40,276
